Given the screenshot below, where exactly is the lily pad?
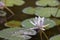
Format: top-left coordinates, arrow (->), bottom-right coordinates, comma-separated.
22,19 -> 35,29
52,18 -> 60,25
7,36 -> 26,40
0,27 -> 24,40
22,18 -> 56,30
13,0 -> 25,6
4,20 -> 21,27
49,34 -> 60,40
22,7 -> 60,17
36,0 -> 48,6
12,29 -> 36,35
0,27 -> 36,40
44,18 -> 56,29
35,7 -> 58,17
48,0 -> 59,6
55,9 -> 60,17
2,0 -> 14,6
22,7 -> 35,14
36,0 -> 59,6
2,0 -> 25,7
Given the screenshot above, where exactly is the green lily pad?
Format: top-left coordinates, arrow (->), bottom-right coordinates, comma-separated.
44,18 -> 56,29
55,9 -> 60,17
4,20 -> 21,27
8,36 -> 25,40
51,8 -> 58,17
49,34 -> 60,40
0,27 -> 36,40
35,7 -> 58,17
12,28 -> 36,35
35,7 -> 51,17
36,0 -> 59,6
2,0 -> 25,7
52,18 -> 60,25
13,0 -> 25,6
22,19 -> 34,29
36,0 -> 48,6
0,27 -> 24,40
2,0 -> 14,6
22,7 -> 35,14
22,18 -> 56,30
48,0 -> 59,6
22,7 -> 60,17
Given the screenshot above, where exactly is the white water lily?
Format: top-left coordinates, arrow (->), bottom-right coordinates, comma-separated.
0,2 -> 5,6
30,16 -> 49,30
0,2 -> 5,9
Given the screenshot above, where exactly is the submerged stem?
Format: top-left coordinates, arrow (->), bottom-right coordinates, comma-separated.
5,6 -> 15,19
39,30 -> 42,40
41,30 -> 49,40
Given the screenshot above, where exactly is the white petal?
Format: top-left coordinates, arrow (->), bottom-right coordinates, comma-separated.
40,28 -> 45,30
43,24 -> 49,27
29,20 -> 36,26
30,27 -> 38,30
42,17 -> 44,20
37,17 -> 41,25
35,17 -> 38,20
38,16 -> 41,21
41,17 -> 44,22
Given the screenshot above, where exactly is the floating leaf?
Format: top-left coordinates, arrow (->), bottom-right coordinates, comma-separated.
51,8 -> 58,17
13,0 -> 25,6
35,7 -> 51,17
0,27 -> 36,40
11,35 -> 31,40
36,0 -> 59,6
36,0 -> 48,6
22,7 -> 35,14
4,20 -> 21,27
2,0 -> 14,6
35,7 -> 58,17
48,0 -> 59,6
22,19 -> 34,28
52,18 -> 60,25
55,9 -> 60,17
49,34 -> 60,40
2,0 -> 25,7
44,18 -> 56,29
7,36 -> 26,40
22,7 -> 60,17
12,28 -> 36,35
22,18 -> 56,30
0,27 -> 24,40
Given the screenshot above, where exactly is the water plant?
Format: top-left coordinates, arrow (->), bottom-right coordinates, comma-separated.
22,16 -> 56,40
30,16 -> 49,40
0,1 -> 14,16
0,0 -> 60,40
36,0 -> 59,6
0,27 -> 36,40
2,0 -> 25,6
49,34 -> 60,40
4,20 -> 21,27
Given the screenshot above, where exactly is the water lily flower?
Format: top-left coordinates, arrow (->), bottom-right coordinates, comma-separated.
0,2 -> 5,6
30,16 -> 49,30
0,2 -> 5,9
